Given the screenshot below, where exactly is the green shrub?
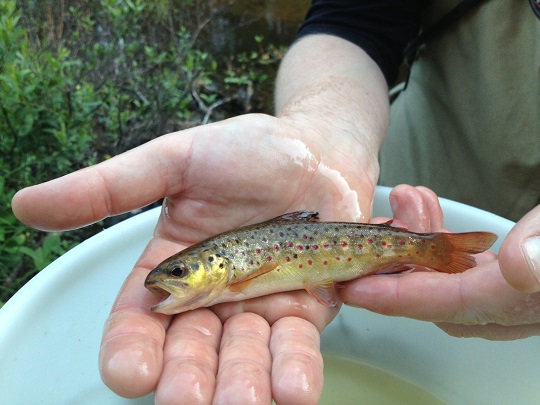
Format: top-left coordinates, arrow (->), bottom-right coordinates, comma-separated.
0,0 -> 286,306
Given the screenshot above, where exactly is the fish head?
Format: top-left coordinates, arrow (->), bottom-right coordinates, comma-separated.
144,249 -> 231,314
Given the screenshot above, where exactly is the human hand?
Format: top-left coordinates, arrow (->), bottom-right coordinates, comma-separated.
341,185 -> 540,340
12,113 -> 378,403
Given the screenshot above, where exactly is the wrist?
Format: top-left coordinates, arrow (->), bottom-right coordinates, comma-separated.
275,112 -> 380,222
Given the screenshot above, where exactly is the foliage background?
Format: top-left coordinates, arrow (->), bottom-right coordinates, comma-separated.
0,0 -> 291,306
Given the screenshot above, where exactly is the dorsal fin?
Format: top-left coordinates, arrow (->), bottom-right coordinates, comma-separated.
269,211 -> 319,222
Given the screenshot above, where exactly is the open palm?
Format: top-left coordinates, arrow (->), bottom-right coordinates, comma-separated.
13,113 -> 377,404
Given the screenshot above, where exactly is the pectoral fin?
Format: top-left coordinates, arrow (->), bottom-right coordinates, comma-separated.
304,279 -> 339,307
229,261 -> 279,292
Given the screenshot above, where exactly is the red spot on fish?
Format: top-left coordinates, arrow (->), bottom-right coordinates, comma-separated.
299,264 -> 303,269
249,260 -> 254,265
376,254 -> 381,258
381,241 -> 387,246
274,245 -> 280,252
323,243 -> 330,249
416,251 -> 420,255
323,260 -> 328,265
368,238 -> 374,244
256,249 -> 261,254
347,257 -> 352,262
341,241 -> 348,247
267,256 -> 272,261
358,244 -> 363,250
313,245 -> 319,250
399,240 -> 405,246
409,241 -> 414,245
308,260 -> 313,265
297,245 -> 303,251
387,244 -> 393,249
431,245 -> 436,250
286,257 -> 291,262
288,242 -> 294,248
303,234 -> 308,239
335,257 -> 341,261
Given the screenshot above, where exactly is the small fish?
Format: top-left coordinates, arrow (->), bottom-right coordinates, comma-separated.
145,211 -> 497,315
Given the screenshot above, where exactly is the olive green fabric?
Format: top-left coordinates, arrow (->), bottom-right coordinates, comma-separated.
379,0 -> 540,221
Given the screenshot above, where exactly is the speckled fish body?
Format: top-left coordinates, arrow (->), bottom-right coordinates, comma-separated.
145,211 -> 497,314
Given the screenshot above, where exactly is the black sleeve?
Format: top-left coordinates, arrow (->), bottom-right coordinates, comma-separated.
296,0 -> 427,85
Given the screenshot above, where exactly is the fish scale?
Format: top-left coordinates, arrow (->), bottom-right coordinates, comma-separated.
211,221 -> 439,278
215,222 -> 426,276
145,211 -> 497,314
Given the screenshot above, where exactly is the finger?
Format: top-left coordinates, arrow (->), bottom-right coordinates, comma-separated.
389,185 -> 444,233
270,317 -> 323,405
212,290 -> 340,332
99,238 -> 181,397
499,204 -> 540,293
11,130 -> 193,231
436,322 -> 540,341
99,266 -> 170,397
341,262 -> 529,325
213,313 -> 272,405
154,309 -> 222,405
415,186 -> 445,231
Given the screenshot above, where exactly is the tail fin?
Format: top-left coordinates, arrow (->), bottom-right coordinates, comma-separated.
435,231 -> 498,274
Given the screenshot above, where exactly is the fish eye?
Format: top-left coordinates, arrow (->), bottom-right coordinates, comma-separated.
169,262 -> 189,278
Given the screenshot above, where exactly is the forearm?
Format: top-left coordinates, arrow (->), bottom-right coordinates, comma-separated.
275,34 -> 390,189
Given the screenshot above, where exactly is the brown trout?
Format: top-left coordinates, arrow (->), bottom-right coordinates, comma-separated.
145,211 -> 497,314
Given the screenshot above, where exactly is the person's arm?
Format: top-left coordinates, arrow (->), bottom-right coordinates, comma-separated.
273,0 -> 426,215
275,34 -> 389,207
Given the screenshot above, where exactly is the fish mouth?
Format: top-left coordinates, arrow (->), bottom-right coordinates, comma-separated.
145,278 -> 207,315
151,294 -> 181,314
144,274 -> 177,296
145,278 -> 182,312
151,291 -> 208,315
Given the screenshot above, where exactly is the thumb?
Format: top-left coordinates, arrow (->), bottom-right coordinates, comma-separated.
499,205 -> 540,293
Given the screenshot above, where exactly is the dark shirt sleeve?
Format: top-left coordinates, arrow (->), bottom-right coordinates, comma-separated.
296,0 -> 426,85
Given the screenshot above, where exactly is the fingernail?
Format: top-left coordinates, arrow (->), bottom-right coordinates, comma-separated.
523,236 -> 540,283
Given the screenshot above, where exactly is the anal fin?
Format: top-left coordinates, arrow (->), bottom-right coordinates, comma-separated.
304,279 -> 339,307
